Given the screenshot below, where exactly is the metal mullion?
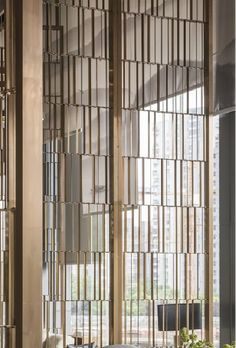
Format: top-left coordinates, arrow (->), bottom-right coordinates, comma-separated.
164,273 -> 167,345
199,161 -> 203,208
81,105 -> 86,155
100,300 -> 103,347
104,11 -> 108,60
141,13 -> 144,67
148,111 -> 150,158
77,251 -> 81,302
204,0 -> 213,338
174,160 -> 178,212
190,159 -> 194,208
49,4 -> 53,53
151,260 -> 155,346
53,53 -> 57,104
137,253 -> 140,314
94,252 -> 97,301
167,18 -> 170,65
128,158 -> 131,204
148,206 -> 151,252
123,13 -> 127,60
128,61 -> 131,109
195,21 -> 198,69
131,206 -> 134,252
193,207 -> 197,254
46,301 -> 50,341
156,64 -> 160,111
105,156 -> 108,204
160,18 -> 163,65
81,298 -> 85,344
84,252 -> 87,301
82,9 -> 85,56
154,0 -> 158,17
122,62 -> 126,110
147,15 -> 150,63
173,208 -> 179,337
0,144 -> 2,204
185,253 -> 189,324
95,60 -> 99,111
183,19 -> 187,67
127,0 -> 130,13
49,252 -> 53,301
190,0 -> 193,20
72,56 -> 76,105
53,104 -> 57,151
160,159 -> 164,207
161,206 -> 165,253
138,206 -> 141,254
93,155 -> 96,203
103,253 -> 106,303
133,14 -> 137,62
143,253 -> 146,300
52,205 -> 56,299
62,252 -> 66,348
142,158 -> 145,205
201,22 -> 204,70
130,256 -> 133,344
123,300 -> 127,343
187,206 -> 190,254
98,252 -> 102,300
157,207 -> 161,254
55,249 -> 60,300
88,61 -> 92,152
75,7 -> 81,56
165,160 -> 168,208
92,9 -> 95,57
153,112 -> 157,158
122,252 -> 126,328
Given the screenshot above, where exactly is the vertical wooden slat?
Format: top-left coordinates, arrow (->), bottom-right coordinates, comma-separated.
5,0 -> 16,345
204,0 -> 213,340
109,0 -> 123,343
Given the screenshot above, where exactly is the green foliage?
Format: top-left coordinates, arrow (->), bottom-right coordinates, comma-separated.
180,327 -> 214,348
223,343 -> 236,348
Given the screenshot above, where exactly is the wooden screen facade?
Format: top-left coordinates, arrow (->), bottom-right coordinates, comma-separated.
43,0 -> 211,347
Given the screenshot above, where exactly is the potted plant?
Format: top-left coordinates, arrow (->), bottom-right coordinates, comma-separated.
180,327 -> 214,348
223,343 -> 236,348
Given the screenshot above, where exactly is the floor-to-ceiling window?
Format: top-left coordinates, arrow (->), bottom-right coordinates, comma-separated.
43,1 -> 111,345
121,1 -> 209,346
43,0 -> 211,346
